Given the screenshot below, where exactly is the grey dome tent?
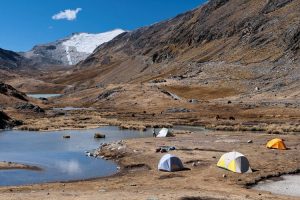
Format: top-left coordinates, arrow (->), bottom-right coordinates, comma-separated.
158,154 -> 184,172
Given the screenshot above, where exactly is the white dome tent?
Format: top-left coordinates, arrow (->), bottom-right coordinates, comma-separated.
158,154 -> 184,172
156,128 -> 171,137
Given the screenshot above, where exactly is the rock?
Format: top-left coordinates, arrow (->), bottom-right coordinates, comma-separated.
166,108 -> 192,113
188,99 -> 199,104
247,140 -> 253,143
39,97 -> 48,101
222,174 -> 227,178
15,103 -> 45,113
229,116 -> 235,120
150,79 -> 167,83
94,133 -> 106,139
262,0 -> 294,14
0,82 -> 27,101
160,149 -> 167,153
160,90 -> 180,100
12,119 -> 23,126
63,135 -> 70,139
85,152 -> 94,157
0,111 -> 11,129
97,87 -> 122,100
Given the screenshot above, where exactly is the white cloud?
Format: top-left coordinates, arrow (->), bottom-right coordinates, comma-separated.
52,8 -> 82,21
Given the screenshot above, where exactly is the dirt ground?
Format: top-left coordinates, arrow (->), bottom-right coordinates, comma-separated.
0,130 -> 299,200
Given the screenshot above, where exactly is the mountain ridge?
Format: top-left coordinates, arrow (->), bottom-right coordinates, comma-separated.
63,0 -> 299,89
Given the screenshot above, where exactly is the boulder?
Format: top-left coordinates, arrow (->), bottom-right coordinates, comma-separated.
94,133 -> 106,139
15,103 -> 45,113
188,99 -> 199,104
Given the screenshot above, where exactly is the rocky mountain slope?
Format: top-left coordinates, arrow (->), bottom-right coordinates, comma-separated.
21,29 -> 125,68
0,48 -> 27,70
59,0 -> 299,94
0,82 -> 46,129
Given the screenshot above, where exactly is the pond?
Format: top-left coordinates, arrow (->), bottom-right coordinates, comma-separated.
53,107 -> 95,111
0,126 -> 153,186
27,94 -> 62,99
253,175 -> 300,197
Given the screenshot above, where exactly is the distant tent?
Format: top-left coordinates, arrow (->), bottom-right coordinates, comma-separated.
266,138 -> 286,150
157,128 -> 171,137
158,154 -> 184,172
217,152 -> 252,173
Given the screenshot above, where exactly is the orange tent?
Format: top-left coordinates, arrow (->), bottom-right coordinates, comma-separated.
266,138 -> 286,150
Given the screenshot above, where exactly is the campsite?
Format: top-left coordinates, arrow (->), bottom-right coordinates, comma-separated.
1,127 -> 298,199
0,0 -> 300,199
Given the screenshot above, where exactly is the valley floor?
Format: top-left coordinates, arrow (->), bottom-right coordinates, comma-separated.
0,130 -> 299,200
1,78 -> 299,200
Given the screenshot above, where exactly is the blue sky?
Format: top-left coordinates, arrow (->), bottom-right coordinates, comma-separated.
0,0 -> 206,52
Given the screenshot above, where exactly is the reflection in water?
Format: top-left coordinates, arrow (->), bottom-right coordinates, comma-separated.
55,160 -> 82,175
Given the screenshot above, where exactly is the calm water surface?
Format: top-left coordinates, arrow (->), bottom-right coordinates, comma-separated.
0,126 -> 153,186
27,94 -> 62,98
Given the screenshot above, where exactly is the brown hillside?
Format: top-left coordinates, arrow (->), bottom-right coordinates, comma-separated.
54,0 -> 300,91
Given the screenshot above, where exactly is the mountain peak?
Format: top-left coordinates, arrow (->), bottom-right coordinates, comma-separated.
23,29 -> 125,67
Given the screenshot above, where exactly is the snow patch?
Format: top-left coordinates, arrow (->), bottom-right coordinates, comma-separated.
62,29 -> 125,54
65,46 -> 72,65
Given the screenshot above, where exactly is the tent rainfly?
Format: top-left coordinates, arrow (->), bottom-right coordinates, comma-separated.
266,138 -> 286,150
156,128 -> 171,137
217,151 -> 252,173
158,154 -> 184,172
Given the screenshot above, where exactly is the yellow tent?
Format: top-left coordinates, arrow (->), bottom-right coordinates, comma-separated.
217,152 -> 252,173
266,138 -> 286,150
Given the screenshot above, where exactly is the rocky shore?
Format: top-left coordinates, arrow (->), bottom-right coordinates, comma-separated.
0,161 -> 42,171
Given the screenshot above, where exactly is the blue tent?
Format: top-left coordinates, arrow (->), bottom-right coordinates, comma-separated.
158,154 -> 184,172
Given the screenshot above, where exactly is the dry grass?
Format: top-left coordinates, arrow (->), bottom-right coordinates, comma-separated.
162,85 -> 238,100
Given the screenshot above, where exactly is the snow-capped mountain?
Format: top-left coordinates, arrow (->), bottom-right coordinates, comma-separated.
22,29 -> 125,67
